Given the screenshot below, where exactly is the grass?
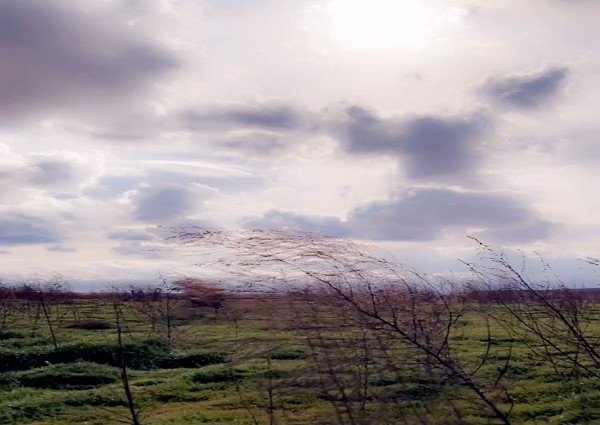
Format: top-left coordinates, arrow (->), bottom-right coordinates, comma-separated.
1,362 -> 120,389
0,297 -> 598,425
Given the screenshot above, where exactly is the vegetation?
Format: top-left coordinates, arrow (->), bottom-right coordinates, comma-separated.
0,231 -> 598,424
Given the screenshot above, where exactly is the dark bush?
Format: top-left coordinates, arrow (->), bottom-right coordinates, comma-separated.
257,369 -> 285,379
159,352 -> 229,369
65,321 -> 112,330
190,369 -> 245,384
16,362 -> 119,389
46,340 -> 170,370
0,348 -> 41,372
0,340 -> 170,372
0,331 -> 23,340
0,372 -> 19,388
135,379 -> 163,386
395,384 -> 442,400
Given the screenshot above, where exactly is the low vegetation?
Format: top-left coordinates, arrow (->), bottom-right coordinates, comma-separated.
0,231 -> 597,424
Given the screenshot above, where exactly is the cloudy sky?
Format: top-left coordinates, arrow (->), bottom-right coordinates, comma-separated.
1,0 -> 599,287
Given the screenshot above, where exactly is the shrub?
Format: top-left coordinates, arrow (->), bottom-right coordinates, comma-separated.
0,340 -> 170,372
46,340 -> 170,370
0,372 -> 19,388
0,348 -> 42,372
395,384 -> 442,401
0,400 -> 65,424
159,352 -> 229,369
135,379 -> 163,386
190,369 -> 245,384
0,331 -> 23,341
16,362 -> 119,389
65,321 -> 112,330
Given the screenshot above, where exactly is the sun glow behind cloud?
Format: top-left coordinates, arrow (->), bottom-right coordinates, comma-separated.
327,0 -> 430,50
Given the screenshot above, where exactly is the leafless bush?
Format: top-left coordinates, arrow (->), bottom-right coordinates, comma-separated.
462,237 -> 599,379
0,282 -> 16,333
7,277 -> 75,349
169,228 -> 516,424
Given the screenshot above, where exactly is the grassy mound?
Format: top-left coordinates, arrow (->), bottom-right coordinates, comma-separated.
13,362 -> 119,389
0,340 -> 170,372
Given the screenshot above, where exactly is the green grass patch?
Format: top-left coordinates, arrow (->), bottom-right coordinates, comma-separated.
0,298 -> 597,424
9,362 -> 119,390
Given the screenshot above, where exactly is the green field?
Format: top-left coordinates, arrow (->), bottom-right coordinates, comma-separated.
0,292 -> 598,425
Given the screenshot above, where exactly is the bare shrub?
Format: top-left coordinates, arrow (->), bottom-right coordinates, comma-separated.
0,282 -> 16,333
168,228 -> 516,425
462,237 -> 600,380
9,277 -> 75,349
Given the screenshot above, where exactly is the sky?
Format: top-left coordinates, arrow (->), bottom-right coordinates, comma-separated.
1,0 -> 599,288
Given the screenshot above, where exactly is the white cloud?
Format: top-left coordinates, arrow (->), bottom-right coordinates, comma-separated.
0,0 -> 599,285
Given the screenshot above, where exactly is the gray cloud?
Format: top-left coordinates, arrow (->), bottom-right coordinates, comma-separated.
68,100 -> 313,145
0,152 -> 96,199
347,189 -> 552,242
170,102 -> 319,158
182,102 -> 308,131
134,185 -> 195,223
26,160 -> 73,186
0,0 -> 176,120
86,176 -> 141,200
479,221 -> 555,243
24,156 -> 93,189
244,189 -> 554,243
333,107 -> 490,180
0,213 -> 61,245
223,106 -> 300,129
219,131 -> 290,156
481,67 -> 568,109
